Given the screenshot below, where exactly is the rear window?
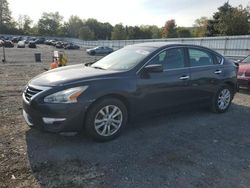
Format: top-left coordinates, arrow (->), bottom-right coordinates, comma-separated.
188,48 -> 214,67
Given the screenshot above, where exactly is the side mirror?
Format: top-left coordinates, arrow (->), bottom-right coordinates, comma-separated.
143,64 -> 163,73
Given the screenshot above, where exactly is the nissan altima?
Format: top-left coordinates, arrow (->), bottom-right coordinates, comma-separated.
22,43 -> 238,141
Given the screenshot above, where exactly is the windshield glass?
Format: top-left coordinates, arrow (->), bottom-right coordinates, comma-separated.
91,47 -> 151,71
242,55 -> 250,63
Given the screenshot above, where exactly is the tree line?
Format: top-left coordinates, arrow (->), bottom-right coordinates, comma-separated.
0,0 -> 249,40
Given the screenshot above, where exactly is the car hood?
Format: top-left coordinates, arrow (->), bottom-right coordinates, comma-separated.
29,64 -> 119,86
238,63 -> 250,73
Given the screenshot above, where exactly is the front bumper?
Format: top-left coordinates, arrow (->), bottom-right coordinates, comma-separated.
22,94 -> 89,133
237,77 -> 250,88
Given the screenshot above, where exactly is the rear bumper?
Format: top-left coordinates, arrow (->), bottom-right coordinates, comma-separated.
22,95 -> 88,133
237,78 -> 250,88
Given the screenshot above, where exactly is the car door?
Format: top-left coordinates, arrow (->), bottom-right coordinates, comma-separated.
135,47 -> 192,113
95,47 -> 103,54
187,47 -> 224,101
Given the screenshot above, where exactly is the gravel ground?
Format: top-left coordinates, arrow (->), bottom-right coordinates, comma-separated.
0,45 -> 250,188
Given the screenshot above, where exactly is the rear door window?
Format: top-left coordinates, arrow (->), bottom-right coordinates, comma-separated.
188,48 -> 214,67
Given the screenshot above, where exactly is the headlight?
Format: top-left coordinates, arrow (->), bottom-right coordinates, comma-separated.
44,86 -> 88,103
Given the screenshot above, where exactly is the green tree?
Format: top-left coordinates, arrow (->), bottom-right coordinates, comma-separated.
0,0 -> 12,33
215,4 -> 250,35
29,24 -> 38,35
85,19 -> 113,40
111,24 -> 127,40
37,12 -> 63,36
206,19 -> 216,36
126,26 -> 142,39
162,19 -> 178,38
209,2 -> 250,36
65,16 -> 84,38
147,25 -> 161,39
100,22 -> 113,40
140,25 -> 155,39
193,17 -> 208,37
177,27 -> 192,38
79,26 -> 95,40
17,15 -> 33,34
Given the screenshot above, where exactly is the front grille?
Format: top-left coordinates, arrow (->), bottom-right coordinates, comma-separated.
24,86 -> 42,102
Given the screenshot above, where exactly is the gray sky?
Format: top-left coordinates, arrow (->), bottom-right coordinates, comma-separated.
8,0 -> 250,27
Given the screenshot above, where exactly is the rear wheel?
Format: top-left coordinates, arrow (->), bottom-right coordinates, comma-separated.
210,85 -> 233,113
85,98 -> 127,141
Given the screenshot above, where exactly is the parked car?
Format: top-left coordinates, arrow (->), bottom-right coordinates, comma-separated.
55,41 -> 64,49
22,43 -> 238,141
45,40 -> 56,46
12,36 -> 22,43
0,40 -> 3,47
44,40 -> 50,45
1,36 -> 10,40
25,37 -> 36,44
17,40 -> 26,48
3,40 -> 14,48
237,55 -> 250,89
24,37 -> 31,44
34,38 -> 45,44
86,46 -> 113,55
28,41 -> 36,48
64,43 -> 80,49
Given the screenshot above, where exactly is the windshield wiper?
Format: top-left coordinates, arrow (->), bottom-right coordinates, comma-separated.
91,66 -> 106,70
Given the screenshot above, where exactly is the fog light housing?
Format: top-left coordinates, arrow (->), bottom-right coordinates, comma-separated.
42,117 -> 66,124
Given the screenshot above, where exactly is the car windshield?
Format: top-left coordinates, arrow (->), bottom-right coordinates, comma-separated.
91,47 -> 151,71
242,55 -> 250,63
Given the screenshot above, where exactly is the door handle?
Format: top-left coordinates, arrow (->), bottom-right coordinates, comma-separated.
214,70 -> 222,74
179,75 -> 190,80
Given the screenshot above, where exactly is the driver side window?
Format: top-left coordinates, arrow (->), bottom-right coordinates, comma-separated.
148,48 -> 185,70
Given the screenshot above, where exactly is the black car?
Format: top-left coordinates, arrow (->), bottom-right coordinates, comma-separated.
12,36 -> 22,43
34,38 -> 45,44
55,41 -> 64,49
64,43 -> 80,50
28,41 -> 36,48
3,40 -> 14,48
22,43 -> 238,141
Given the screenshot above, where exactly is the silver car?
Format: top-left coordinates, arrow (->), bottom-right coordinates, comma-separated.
86,46 -> 113,55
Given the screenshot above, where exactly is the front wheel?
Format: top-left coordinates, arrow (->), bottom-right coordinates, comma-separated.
210,85 -> 233,113
85,98 -> 127,141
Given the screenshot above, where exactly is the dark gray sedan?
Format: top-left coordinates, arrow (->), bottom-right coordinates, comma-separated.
23,43 -> 238,141
86,46 -> 113,55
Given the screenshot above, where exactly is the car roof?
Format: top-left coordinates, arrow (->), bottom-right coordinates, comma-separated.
126,42 -> 222,56
129,42 -> 206,48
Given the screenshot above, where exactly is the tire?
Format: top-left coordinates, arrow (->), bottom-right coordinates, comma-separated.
85,98 -> 128,141
210,85 -> 233,113
90,51 -> 95,55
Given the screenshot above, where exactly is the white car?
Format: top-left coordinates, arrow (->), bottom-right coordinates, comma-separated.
17,40 -> 25,48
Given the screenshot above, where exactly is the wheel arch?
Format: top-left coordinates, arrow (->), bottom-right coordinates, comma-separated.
224,81 -> 237,94
84,93 -> 131,125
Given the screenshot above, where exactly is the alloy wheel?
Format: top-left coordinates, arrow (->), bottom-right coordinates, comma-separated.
94,105 -> 123,136
217,89 -> 231,110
